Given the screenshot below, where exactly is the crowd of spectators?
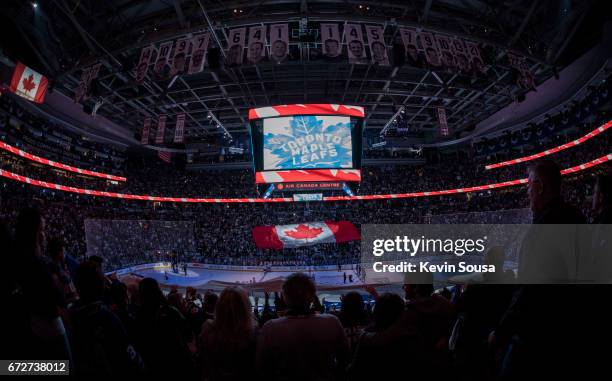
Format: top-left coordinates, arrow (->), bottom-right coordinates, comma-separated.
0,77 -> 611,272
0,159 -> 605,271
2,105 -> 610,268
0,96 -> 126,174
473,73 -> 611,157
2,164 -> 610,378
2,117 -> 609,203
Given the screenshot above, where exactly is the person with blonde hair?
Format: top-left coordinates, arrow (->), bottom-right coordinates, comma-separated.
199,287 -> 257,380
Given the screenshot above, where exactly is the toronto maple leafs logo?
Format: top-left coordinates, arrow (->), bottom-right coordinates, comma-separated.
263,115 -> 352,170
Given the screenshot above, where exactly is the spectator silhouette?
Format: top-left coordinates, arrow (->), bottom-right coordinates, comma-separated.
47,238 -> 77,306
451,248 -> 515,380
348,293 -> 425,381
527,160 -> 585,224
338,292 -> 369,351
11,208 -> 71,361
256,273 -> 350,381
70,260 -> 144,376
133,278 -> 196,379
199,286 -> 257,380
494,160 -> 592,379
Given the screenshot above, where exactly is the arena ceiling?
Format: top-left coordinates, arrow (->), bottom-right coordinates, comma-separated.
0,0 -> 605,146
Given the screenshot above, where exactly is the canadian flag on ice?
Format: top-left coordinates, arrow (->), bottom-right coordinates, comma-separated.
252,221 -> 360,249
9,62 -> 48,103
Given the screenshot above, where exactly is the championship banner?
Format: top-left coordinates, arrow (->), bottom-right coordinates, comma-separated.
173,113 -> 186,143
450,38 -> 471,74
320,23 -> 341,58
437,106 -> 449,136
252,221 -> 360,249
269,24 -> 289,63
365,25 -> 389,65
155,115 -> 167,144
435,34 -> 455,71
171,37 -> 190,75
135,45 -> 155,84
247,26 -> 266,64
188,33 -> 210,74
9,62 -> 48,104
153,41 -> 173,79
345,24 -> 366,64
419,31 -> 442,70
399,28 -> 422,67
226,28 -> 246,67
141,117 -> 151,145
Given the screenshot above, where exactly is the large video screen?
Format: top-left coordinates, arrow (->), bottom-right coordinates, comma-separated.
263,115 -> 352,170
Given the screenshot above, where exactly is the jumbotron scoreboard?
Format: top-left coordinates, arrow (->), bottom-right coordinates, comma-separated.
249,104 -> 364,198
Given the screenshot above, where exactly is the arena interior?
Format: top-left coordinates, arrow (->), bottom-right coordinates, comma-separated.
1,0 -> 611,379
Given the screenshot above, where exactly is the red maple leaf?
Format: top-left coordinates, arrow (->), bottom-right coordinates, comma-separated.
22,74 -> 36,93
284,224 -> 323,240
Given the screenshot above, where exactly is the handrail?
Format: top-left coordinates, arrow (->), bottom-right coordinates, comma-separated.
485,120 -> 612,170
0,141 -> 127,182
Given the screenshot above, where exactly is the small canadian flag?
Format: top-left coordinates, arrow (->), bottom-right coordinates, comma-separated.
9,62 -> 49,104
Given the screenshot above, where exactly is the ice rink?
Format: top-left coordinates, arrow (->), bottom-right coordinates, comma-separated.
123,263 -> 364,295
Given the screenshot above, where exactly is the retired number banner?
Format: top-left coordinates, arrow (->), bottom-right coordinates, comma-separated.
226,28 -> 246,67
135,45 -> 155,84
188,33 -> 210,74
153,41 -> 174,79
247,26 -> 267,64
365,25 -> 389,65
451,38 -> 471,74
399,28 -> 423,68
419,31 -> 442,70
74,66 -> 91,103
171,38 -> 190,76
435,34 -> 455,72
345,24 -> 366,64
321,23 -> 341,58
465,41 -> 486,77
74,63 -> 101,102
269,24 -> 289,63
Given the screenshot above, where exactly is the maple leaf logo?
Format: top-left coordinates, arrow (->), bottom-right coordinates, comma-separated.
284,224 -> 323,240
22,74 -> 36,93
